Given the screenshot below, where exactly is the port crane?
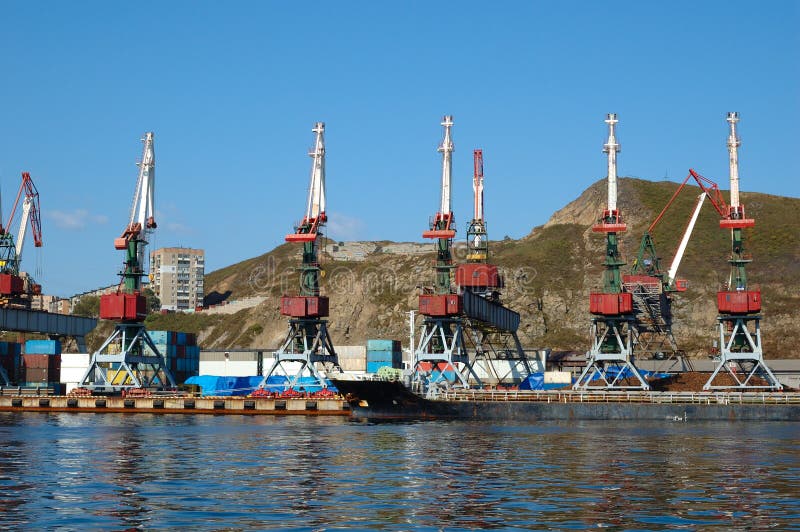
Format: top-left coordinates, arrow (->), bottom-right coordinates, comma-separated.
701,113 -> 780,390
260,122 -> 341,391
413,118 -> 531,393
414,116 -> 480,390
456,149 -> 535,384
574,114 -> 649,390
625,170 -> 726,363
79,132 -> 176,391
0,172 -> 43,308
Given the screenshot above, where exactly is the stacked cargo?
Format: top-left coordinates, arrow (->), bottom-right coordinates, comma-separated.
336,345 -> 367,372
366,339 -> 402,373
146,331 -> 200,385
22,340 -> 62,392
0,342 -> 23,384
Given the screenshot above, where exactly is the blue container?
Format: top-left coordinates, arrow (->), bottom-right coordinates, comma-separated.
366,339 -> 401,352
366,361 -> 393,374
366,351 -> 394,362
24,340 -> 61,355
177,332 -> 187,345
366,350 -> 402,368
149,331 -> 169,344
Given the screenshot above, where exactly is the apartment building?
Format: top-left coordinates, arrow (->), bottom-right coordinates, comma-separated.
149,247 -> 205,311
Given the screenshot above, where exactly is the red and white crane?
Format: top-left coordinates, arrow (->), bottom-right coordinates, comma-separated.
702,113 -> 781,390
574,113 -> 649,390
262,122 -> 340,391
0,172 -> 43,303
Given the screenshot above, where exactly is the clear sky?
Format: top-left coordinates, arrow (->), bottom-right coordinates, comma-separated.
1,1 -> 797,297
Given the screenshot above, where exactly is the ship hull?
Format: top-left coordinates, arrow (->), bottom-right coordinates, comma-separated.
330,378 -> 800,422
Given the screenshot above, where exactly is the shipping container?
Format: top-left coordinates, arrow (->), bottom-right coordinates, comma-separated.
366,339 -> 401,352
25,339 -> 62,355
22,367 -> 60,383
0,273 -> 24,295
23,354 -> 61,370
461,289 -> 520,332
149,331 -> 169,344
366,361 -> 392,374
366,350 -> 402,368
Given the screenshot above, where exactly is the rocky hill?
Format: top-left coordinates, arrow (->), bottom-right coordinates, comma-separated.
144,177 -> 800,358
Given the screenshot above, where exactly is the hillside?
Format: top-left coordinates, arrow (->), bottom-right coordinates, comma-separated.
147,177 -> 800,358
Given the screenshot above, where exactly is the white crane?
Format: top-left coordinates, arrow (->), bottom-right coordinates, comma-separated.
666,192 -> 707,288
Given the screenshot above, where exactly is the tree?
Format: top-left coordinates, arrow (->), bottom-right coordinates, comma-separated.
72,295 -> 100,318
143,288 -> 161,314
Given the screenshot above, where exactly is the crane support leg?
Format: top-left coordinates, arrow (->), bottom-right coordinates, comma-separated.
704,315 -> 782,390
574,316 -> 649,390
79,323 -> 176,391
412,317 -> 482,396
260,318 -> 341,391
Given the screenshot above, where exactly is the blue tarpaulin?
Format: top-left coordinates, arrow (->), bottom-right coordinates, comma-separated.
519,373 -> 569,390
184,375 -> 338,396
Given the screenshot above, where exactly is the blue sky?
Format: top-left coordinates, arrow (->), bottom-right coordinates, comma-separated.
0,1 -> 797,297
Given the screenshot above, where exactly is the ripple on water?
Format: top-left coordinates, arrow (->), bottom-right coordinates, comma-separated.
0,414 -> 798,530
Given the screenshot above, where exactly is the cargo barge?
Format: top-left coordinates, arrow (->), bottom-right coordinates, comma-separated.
0,392 -> 349,416
330,378 -> 800,421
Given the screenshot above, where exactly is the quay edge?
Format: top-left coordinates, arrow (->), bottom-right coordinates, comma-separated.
0,395 -> 350,416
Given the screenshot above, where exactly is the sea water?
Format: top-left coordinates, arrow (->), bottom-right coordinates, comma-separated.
0,413 -> 798,530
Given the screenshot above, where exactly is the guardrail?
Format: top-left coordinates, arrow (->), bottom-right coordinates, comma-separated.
438,389 -> 800,405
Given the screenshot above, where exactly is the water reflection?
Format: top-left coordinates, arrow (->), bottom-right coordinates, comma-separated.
0,414 -> 798,530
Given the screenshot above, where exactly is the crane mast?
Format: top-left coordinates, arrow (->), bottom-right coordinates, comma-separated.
597,113 -> 627,294
422,115 -> 457,295
466,149 -> 488,262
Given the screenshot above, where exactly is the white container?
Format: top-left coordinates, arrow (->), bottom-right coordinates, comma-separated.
544,371 -> 572,384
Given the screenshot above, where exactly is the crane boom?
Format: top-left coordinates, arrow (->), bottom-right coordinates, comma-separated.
306,122 -> 326,222
666,192 -> 706,285
286,122 -> 327,243
603,113 -> 620,212
438,115 -> 454,214
130,132 -> 156,229
727,112 -> 741,209
473,149 -> 484,222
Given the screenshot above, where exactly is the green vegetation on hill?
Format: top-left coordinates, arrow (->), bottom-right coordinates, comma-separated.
148,177 -> 800,358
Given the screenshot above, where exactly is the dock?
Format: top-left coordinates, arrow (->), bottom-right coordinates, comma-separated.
0,393 -> 350,416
